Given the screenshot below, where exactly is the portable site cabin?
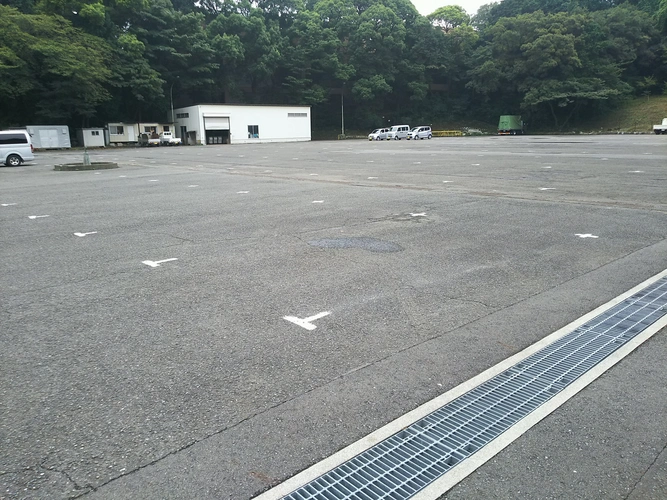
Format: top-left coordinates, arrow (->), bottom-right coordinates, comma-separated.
105,122 -> 174,145
77,128 -> 105,147
172,104 -> 311,145
106,122 -> 139,145
25,125 -> 71,149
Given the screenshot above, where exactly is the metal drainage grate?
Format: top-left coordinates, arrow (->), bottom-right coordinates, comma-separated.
283,277 -> 667,500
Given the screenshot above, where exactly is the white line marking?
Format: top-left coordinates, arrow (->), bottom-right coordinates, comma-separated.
409,213 -> 426,217
442,181 -> 453,183
575,233 -> 599,238
413,162 -> 421,164
94,172 -> 101,175
292,158 -> 299,160
283,311 -> 331,331
601,158 -> 608,160
142,258 -> 178,268
188,185 -> 199,188
367,161 -> 374,163
539,187 -> 555,191
629,170 -> 644,173
368,177 -> 378,179
119,175 -> 127,178
28,215 -> 49,219
237,191 -> 249,194
310,173 -> 319,176
1,203 -> 17,207
312,200 -> 324,204
264,170 -> 273,173
542,166 -> 552,169
257,269 -> 667,500
74,232 -> 98,237
472,163 -> 480,166
149,179 -> 159,182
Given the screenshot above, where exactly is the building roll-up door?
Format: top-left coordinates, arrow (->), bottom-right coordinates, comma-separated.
204,117 -> 230,130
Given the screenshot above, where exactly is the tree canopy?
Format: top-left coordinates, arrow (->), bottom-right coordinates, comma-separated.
0,0 -> 665,130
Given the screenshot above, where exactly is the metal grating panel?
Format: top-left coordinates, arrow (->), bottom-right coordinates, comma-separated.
283,277 -> 667,500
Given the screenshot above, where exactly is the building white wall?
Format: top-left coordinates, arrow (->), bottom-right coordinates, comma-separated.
107,123 -> 139,143
173,104 -> 311,145
77,128 -> 105,147
25,125 -> 71,149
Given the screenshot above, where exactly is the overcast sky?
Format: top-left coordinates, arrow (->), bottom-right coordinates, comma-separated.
410,0 -> 499,16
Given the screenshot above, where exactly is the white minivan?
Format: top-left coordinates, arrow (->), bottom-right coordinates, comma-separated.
386,125 -> 410,140
1,130 -> 35,166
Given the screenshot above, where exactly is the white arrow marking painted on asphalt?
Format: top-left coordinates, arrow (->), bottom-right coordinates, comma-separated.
283,311 -> 331,331
142,258 -> 178,268
74,232 -> 98,237
1,203 -> 17,207
410,213 -> 427,217
312,200 -> 324,203
575,234 -> 599,239
539,188 -> 555,191
28,215 -> 49,219
237,191 -> 249,194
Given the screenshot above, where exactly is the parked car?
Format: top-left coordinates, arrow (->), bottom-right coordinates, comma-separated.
368,128 -> 390,141
407,126 -> 432,140
386,125 -> 410,140
138,133 -> 160,146
0,130 -> 35,166
159,131 -> 182,145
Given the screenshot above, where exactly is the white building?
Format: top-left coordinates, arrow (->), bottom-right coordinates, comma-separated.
172,104 -> 311,145
25,125 -> 71,149
77,128 -> 105,147
106,122 -> 174,145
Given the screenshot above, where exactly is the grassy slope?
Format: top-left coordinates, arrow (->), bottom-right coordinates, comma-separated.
576,95 -> 667,133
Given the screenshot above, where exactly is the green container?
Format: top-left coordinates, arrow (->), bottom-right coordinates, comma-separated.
498,115 -> 523,135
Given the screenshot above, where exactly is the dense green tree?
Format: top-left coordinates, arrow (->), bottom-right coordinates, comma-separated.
427,5 -> 470,33
0,6 -> 111,125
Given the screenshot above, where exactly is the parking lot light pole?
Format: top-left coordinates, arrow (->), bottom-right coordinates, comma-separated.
341,84 -> 345,137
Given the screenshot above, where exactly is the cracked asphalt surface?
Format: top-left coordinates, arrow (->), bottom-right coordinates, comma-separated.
1,135 -> 666,499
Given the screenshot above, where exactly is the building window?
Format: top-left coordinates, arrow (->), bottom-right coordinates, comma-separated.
248,125 -> 259,139
288,112 -> 308,117
144,126 -> 157,133
91,130 -> 100,136
176,113 -> 189,118
109,125 -> 124,135
163,125 -> 170,132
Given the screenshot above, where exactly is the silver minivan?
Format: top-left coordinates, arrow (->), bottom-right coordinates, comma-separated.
1,130 -> 35,166
386,125 -> 410,140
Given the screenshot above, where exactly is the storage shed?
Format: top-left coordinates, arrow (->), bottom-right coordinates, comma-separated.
26,125 -> 71,149
77,128 -> 105,148
172,104 -> 311,145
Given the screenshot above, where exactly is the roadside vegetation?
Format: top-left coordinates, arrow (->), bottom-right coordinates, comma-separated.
1,0 -> 666,134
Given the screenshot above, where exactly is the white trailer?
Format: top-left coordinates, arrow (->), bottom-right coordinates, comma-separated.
172,104 -> 311,145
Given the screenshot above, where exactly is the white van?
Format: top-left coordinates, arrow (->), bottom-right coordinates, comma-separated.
1,130 -> 35,166
386,125 -> 410,140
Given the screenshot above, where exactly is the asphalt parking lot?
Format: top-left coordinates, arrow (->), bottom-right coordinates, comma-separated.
1,135 -> 666,500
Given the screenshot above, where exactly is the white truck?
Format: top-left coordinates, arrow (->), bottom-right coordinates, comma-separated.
653,118 -> 667,135
159,131 -> 182,145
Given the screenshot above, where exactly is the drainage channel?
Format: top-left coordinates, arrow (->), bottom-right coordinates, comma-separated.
262,274 -> 667,500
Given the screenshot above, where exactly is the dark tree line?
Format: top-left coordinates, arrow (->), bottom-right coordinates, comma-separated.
1,0 -> 666,132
